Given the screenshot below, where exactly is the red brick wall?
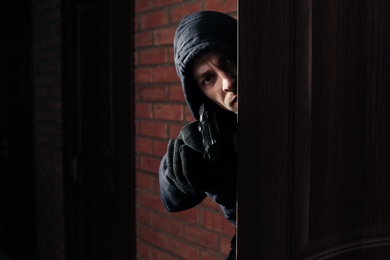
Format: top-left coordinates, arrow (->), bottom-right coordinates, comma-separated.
134,1 -> 237,259
32,0 -> 64,259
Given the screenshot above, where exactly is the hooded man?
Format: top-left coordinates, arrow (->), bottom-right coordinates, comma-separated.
159,11 -> 238,259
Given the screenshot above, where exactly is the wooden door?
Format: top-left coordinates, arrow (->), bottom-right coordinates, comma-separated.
237,0 -> 390,259
62,0 -> 134,259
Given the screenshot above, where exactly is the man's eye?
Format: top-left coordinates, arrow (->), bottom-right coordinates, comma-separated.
217,56 -> 235,74
201,74 -> 214,86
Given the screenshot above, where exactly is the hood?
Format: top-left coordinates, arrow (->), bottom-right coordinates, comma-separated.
174,11 -> 237,120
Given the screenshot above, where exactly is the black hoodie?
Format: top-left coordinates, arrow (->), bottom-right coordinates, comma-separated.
173,11 -> 237,120
159,9 -> 237,237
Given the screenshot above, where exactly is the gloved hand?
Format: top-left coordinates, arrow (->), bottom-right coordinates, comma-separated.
166,120 -> 236,196
166,121 -> 208,195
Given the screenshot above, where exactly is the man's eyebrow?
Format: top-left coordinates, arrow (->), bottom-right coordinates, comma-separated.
195,69 -> 212,81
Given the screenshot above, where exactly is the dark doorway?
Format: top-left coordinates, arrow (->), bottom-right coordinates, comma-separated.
0,2 -> 36,259
62,0 -> 134,259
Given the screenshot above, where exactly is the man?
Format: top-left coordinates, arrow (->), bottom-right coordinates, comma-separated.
159,11 -> 238,259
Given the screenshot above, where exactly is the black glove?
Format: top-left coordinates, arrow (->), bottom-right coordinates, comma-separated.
166,121 -> 209,195
166,120 -> 236,196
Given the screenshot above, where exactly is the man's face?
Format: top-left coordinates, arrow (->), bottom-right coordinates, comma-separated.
192,51 -> 238,114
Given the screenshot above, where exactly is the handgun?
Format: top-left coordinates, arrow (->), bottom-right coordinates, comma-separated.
198,101 -> 221,163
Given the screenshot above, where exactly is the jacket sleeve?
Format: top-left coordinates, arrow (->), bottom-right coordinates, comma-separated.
159,153 -> 206,212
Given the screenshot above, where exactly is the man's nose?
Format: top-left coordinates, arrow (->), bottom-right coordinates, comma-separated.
221,71 -> 236,92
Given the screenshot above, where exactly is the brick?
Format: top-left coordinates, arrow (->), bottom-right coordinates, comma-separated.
172,207 -> 200,224
135,68 -> 153,83
135,154 -> 140,169
136,206 -> 152,225
183,225 -> 217,249
152,214 -> 182,236
37,137 -> 61,150
152,0 -> 181,8
35,111 -> 61,123
140,10 -> 168,30
152,177 -> 161,193
137,190 -> 165,212
136,137 -> 153,154
138,225 -> 166,248
35,60 -> 60,74
154,103 -> 183,121
166,237 -> 200,259
32,0 -> 60,15
135,0 -> 151,13
36,160 -> 61,173
36,146 -> 62,162
135,103 -> 153,118
202,210 -> 235,235
139,48 -> 168,65
140,120 -> 167,138
153,139 -> 168,157
32,5 -> 65,247
134,52 -> 139,66
34,73 -> 60,86
184,105 -> 195,121
35,134 -> 55,147
169,3 -> 202,24
168,122 -> 183,139
205,0 -> 237,13
201,251 -> 225,260
34,21 -> 60,37
220,235 -> 234,256
134,16 -> 140,31
34,9 -> 60,26
139,155 -> 161,173
168,47 -> 175,63
135,122 -> 140,136
201,196 -> 222,211
135,31 -> 152,47
153,66 -> 179,83
137,85 -> 167,101
169,84 -> 185,101
137,239 -> 151,259
34,97 -> 61,110
34,35 -> 60,51
136,172 -> 154,190
35,86 -> 61,98
152,249 -> 178,260
153,27 -> 176,46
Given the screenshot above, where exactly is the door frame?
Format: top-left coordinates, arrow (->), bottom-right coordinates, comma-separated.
61,0 -> 135,258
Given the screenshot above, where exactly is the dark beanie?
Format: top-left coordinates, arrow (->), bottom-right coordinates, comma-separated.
173,11 -> 237,120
